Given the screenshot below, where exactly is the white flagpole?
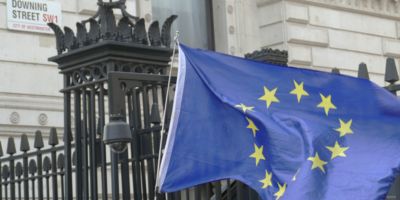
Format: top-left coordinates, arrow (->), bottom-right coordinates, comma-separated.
154,31 -> 180,199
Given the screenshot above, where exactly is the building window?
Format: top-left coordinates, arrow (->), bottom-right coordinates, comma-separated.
152,0 -> 214,50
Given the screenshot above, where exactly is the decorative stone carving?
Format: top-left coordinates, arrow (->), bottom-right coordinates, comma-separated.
145,13 -> 152,22
38,113 -> 48,126
229,26 -> 235,34
307,0 -> 400,16
227,5 -> 234,14
9,112 -> 20,124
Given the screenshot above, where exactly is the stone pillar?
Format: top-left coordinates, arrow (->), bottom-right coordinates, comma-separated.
213,0 -> 261,56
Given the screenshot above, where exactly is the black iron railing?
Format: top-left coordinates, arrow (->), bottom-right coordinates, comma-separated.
0,58 -> 397,200
0,129 -> 66,200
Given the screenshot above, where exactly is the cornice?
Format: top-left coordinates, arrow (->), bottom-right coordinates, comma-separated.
257,0 -> 400,19
0,92 -> 63,112
298,0 -> 400,19
0,125 -> 63,136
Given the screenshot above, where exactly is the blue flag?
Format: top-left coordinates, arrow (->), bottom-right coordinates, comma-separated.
158,44 -> 400,200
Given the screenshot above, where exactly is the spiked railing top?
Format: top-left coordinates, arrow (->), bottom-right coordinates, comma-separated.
34,130 -> 44,149
20,134 -> 30,152
48,0 -> 177,55
358,63 -> 370,80
7,137 -> 16,155
49,127 -> 59,146
385,58 -> 399,84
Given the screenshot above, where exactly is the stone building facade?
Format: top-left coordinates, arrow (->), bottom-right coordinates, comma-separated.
0,0 -> 139,144
214,0 -> 400,86
1,0 -> 399,139
0,0 -> 399,197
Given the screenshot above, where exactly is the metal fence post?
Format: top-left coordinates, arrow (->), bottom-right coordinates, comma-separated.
49,128 -> 59,200
20,134 -> 30,200
7,137 -> 16,200
34,131 -> 44,200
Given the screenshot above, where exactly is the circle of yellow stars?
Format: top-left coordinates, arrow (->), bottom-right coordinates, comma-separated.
234,79 -> 353,200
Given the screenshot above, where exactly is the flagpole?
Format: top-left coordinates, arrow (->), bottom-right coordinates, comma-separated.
154,31 -> 180,199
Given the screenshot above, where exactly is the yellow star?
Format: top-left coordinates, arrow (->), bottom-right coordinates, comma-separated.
335,119 -> 353,137
308,152 -> 328,173
259,170 -> 273,189
258,86 -> 280,109
235,103 -> 254,113
290,80 -> 309,103
274,182 -> 287,200
246,117 -> 259,137
326,141 -> 349,160
317,93 -> 336,116
250,144 -> 265,166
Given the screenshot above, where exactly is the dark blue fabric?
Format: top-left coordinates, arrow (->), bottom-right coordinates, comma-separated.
158,44 -> 400,200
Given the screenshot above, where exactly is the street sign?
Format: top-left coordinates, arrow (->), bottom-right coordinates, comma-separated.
7,0 -> 62,34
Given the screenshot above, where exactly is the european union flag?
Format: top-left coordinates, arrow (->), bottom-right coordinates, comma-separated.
157,44 -> 400,200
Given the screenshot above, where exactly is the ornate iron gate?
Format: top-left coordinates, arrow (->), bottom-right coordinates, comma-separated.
48,1 -> 179,199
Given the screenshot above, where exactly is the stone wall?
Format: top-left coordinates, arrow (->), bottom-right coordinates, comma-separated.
0,0 -> 140,138
257,0 -> 400,86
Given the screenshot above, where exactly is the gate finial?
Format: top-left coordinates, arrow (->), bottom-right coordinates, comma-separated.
48,127 -> 59,146
20,134 -> 30,152
6,137 -> 16,155
385,58 -> 399,84
34,130 -> 44,149
358,63 -> 370,80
